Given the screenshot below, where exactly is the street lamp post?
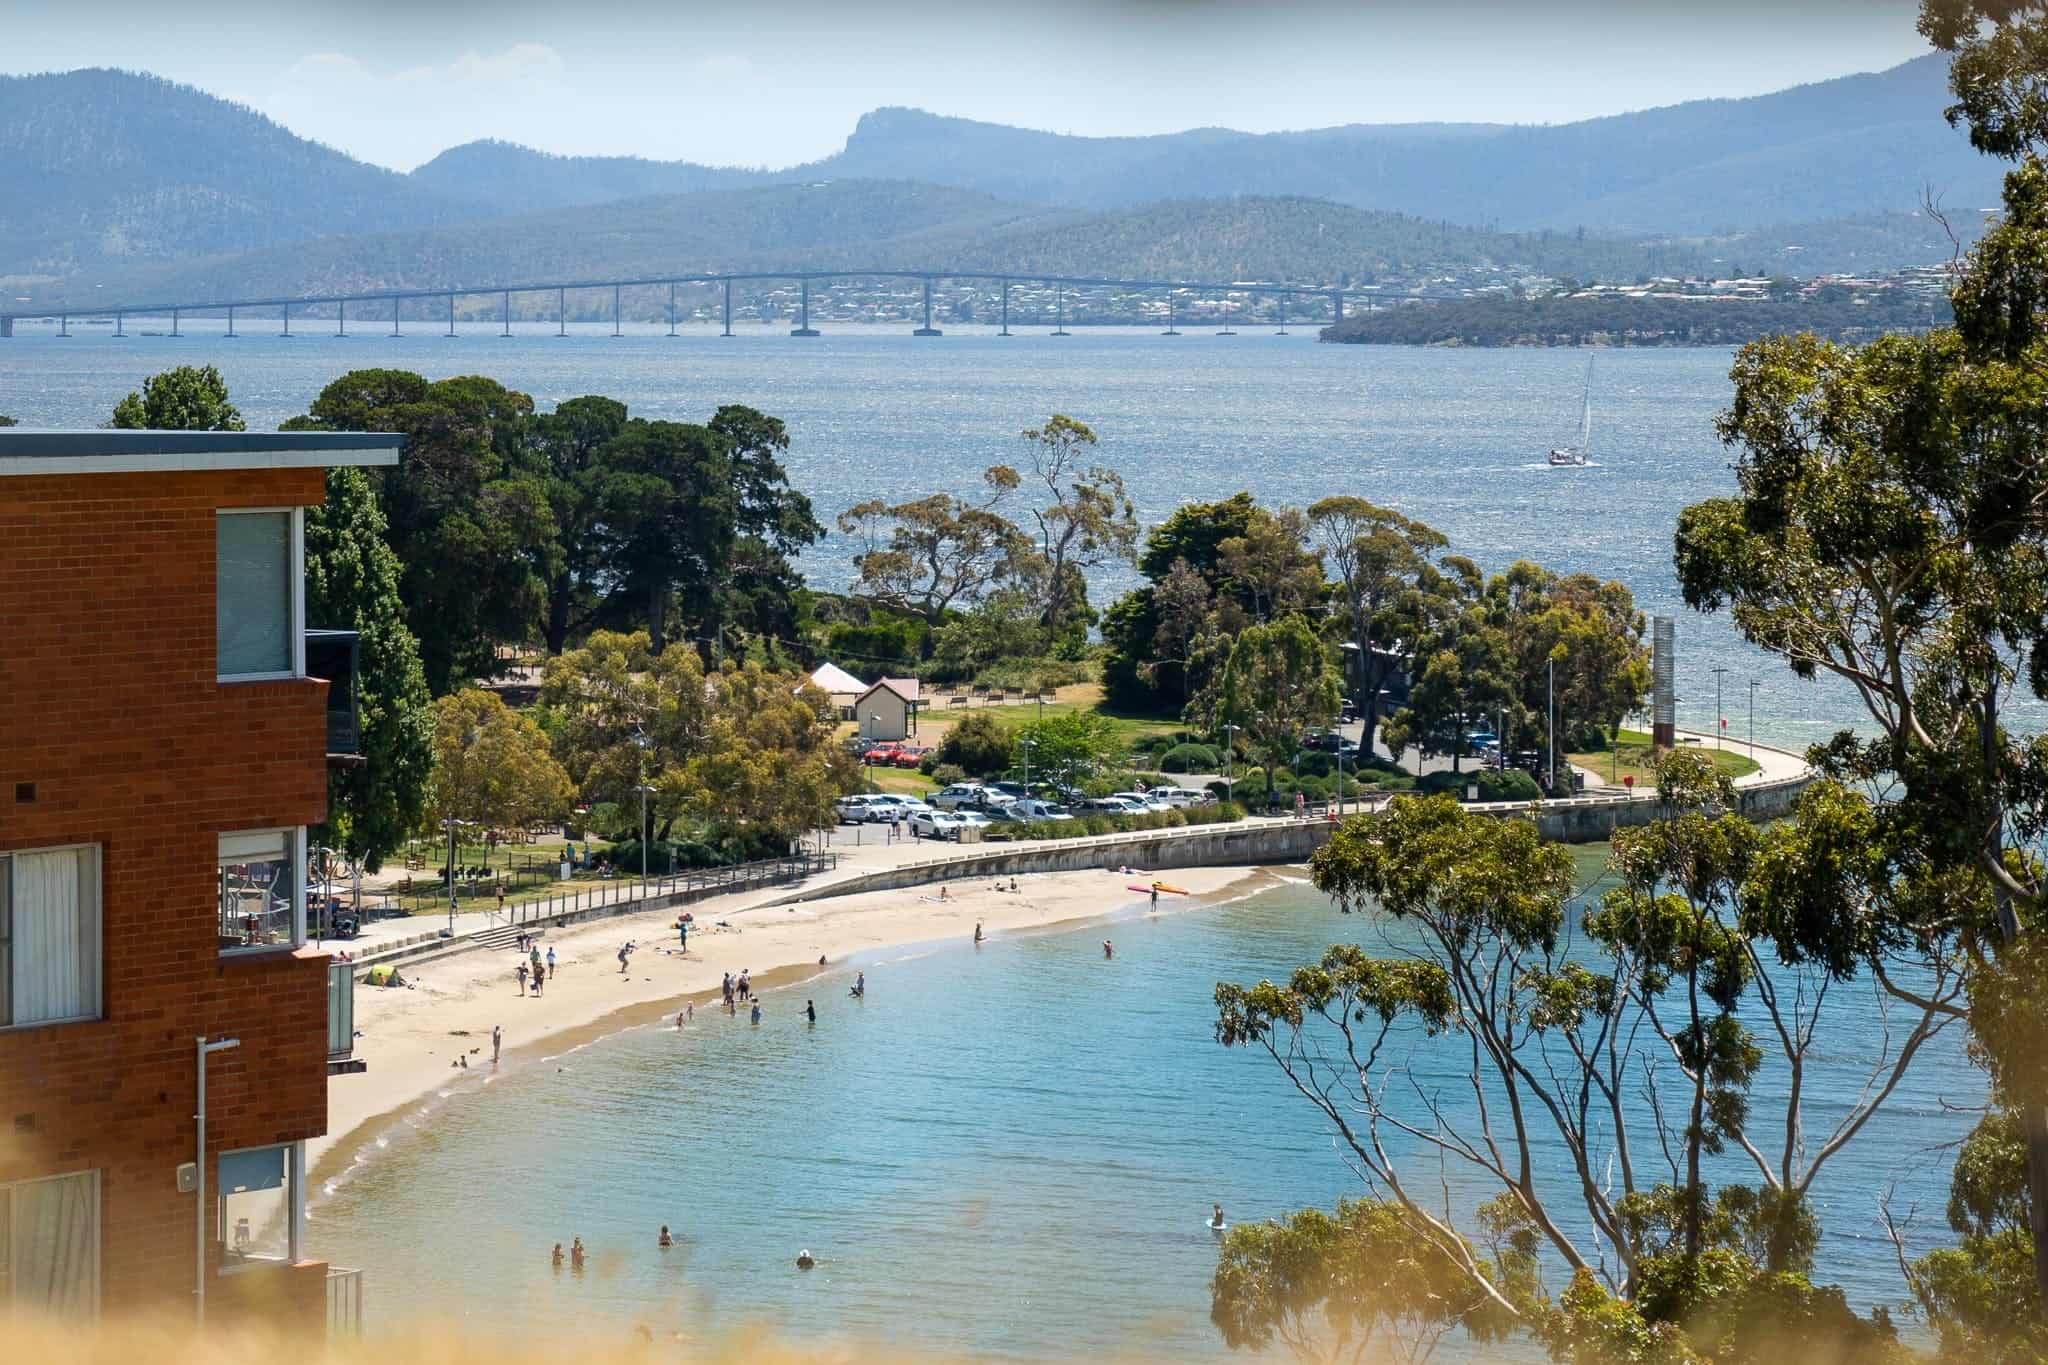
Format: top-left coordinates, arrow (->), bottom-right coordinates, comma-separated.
441,817 -> 468,937
1547,656 -> 1556,796
635,783 -> 656,898
1019,736 -> 1036,797
1712,666 -> 1730,750
1221,723 -> 1239,796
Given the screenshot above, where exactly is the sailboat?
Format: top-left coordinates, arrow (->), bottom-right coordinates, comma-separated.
1548,354 -> 1594,467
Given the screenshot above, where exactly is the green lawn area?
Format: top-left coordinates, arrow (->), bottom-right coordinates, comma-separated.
1567,728 -> 1760,787
861,767 -> 940,796
1024,697 -> 1195,753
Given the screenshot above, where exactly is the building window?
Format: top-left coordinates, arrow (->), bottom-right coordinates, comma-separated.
217,830 -> 303,954
0,845 -> 102,1028
216,1144 -> 300,1271
0,1171 -> 100,1318
217,509 -> 303,680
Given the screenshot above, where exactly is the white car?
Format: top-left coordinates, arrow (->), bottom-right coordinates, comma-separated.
1086,795 -> 1150,815
909,809 -> 967,840
1144,787 -> 1208,808
859,794 -> 929,823
1113,790 -> 1174,813
932,783 -> 1013,812
835,794 -> 879,824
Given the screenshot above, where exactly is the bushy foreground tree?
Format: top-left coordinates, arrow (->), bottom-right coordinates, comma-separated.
1214,755 -> 1962,1361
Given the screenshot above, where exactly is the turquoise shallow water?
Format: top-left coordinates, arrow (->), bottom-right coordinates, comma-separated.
0,323 -> 1891,746
306,871 -> 1973,1359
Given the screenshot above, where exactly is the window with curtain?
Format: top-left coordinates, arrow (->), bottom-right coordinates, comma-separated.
1,1171 -> 100,1318
217,830 -> 302,954
216,510 -> 298,679
0,846 -> 101,1028
217,1144 -> 296,1270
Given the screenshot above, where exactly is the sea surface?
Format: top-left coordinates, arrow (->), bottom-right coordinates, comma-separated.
1,322 -> 1877,745
304,872 -> 1972,1358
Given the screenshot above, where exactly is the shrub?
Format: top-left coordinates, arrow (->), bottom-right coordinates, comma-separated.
935,712 -> 1014,776
1159,743 -> 1220,773
1418,768 -> 1543,802
931,762 -> 966,787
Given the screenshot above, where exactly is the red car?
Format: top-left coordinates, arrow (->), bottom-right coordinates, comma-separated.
861,742 -> 904,764
893,745 -> 933,768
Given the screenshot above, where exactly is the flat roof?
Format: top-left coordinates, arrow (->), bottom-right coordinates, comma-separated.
0,429 -> 403,477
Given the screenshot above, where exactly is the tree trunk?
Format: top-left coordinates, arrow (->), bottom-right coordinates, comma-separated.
545,570 -> 572,655
647,582 -> 669,654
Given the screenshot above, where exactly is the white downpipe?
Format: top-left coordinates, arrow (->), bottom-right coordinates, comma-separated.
195,1035 -> 240,1325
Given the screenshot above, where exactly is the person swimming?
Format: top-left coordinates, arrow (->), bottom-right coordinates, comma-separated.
658,1225 -> 673,1247
1210,1204 -> 1226,1230
796,1249 -> 816,1270
551,1242 -> 564,1269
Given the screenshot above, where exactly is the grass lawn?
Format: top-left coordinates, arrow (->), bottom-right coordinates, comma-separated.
860,767 -> 940,796
1567,728 -> 1760,787
834,684 -> 1193,770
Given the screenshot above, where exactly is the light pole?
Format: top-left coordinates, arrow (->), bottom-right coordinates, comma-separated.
1712,665 -> 1730,750
1019,736 -> 1036,797
441,816 -> 469,937
1221,722 -> 1239,798
1547,655 -> 1556,796
633,726 -> 654,896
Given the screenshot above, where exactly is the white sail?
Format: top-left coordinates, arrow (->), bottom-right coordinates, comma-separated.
1578,354 -> 1594,452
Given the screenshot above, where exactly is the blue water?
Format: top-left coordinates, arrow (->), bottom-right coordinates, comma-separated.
1,323 -> 1869,746
304,872 -> 1972,1358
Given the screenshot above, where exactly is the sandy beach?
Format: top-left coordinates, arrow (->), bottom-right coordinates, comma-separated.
311,862 -> 1265,1190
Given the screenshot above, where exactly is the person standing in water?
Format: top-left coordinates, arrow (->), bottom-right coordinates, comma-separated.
551,1242 -> 564,1269
570,1237 -> 586,1269
1103,939 -> 1114,959
751,1001 -> 762,1025
805,999 -> 816,1024
974,922 -> 984,944
492,1024 -> 502,1065
1211,1203 -> 1225,1230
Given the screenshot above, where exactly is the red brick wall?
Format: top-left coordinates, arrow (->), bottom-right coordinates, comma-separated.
0,466 -> 336,1317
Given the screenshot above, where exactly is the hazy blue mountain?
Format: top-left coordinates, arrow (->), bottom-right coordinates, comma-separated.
407,140 -> 772,215
21,182 -> 1957,318
0,69 -> 477,276
818,56 -> 1994,232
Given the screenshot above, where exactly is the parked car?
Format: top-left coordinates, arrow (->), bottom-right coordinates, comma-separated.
834,794 -> 879,824
892,745 -> 934,769
1113,790 -> 1174,813
1002,798 -> 1074,822
858,794 -> 929,823
1083,796 -> 1149,815
1143,786 -> 1208,808
909,809 -> 967,840
985,780 -> 1030,801
953,810 -> 994,833
932,782 -> 1014,812
861,742 -> 904,764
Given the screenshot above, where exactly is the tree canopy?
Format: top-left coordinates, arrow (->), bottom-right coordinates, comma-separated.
110,363 -> 244,431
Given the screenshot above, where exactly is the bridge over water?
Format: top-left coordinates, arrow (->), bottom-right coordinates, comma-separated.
0,269 -> 1366,339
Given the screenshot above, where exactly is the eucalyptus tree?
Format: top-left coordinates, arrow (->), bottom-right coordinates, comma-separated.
1215,753 -> 1963,1356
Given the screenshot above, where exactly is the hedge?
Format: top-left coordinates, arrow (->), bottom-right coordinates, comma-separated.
1159,743 -> 1220,773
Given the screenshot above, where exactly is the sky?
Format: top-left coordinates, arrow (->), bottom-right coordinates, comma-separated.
0,0 -> 1934,171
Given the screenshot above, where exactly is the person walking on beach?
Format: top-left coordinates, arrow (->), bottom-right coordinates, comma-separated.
492,1024 -> 502,1064
546,944 -> 557,976
677,917 -> 688,952
618,941 -> 634,974
516,961 -> 529,995
532,961 -> 546,997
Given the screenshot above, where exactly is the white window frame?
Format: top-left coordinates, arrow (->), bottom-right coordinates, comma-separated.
215,507 -> 304,683
213,1141 -> 303,1274
0,843 -> 103,1031
0,1168 -> 102,1316
216,828 -> 305,956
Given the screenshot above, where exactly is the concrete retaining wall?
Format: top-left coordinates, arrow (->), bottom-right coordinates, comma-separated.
772,820 -> 1333,905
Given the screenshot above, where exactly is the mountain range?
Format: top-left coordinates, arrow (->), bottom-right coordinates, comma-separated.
0,55 -> 1998,301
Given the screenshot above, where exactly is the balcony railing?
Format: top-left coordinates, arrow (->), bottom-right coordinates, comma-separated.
305,629 -> 361,757
327,960 -> 363,1074
326,1266 -> 364,1335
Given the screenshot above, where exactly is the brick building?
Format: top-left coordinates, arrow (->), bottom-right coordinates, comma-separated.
0,430 -> 399,1329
